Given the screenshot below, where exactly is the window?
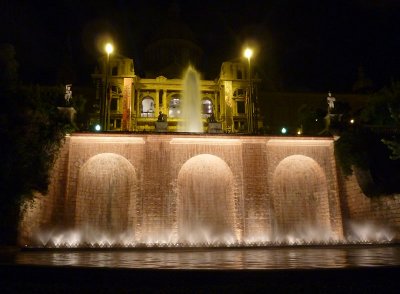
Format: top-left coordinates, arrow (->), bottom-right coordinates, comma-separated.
110,98 -> 118,111
168,97 -> 181,118
237,70 -> 242,79
202,99 -> 213,118
111,85 -> 122,95
237,101 -> 245,114
112,66 -> 118,76
141,96 -> 155,117
234,89 -> 245,97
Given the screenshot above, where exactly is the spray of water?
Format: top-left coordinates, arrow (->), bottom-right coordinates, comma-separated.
35,221 -> 394,248
23,136 -> 396,249
179,66 -> 203,132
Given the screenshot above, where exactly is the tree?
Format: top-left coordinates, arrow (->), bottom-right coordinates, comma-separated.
379,81 -> 400,160
0,44 -> 72,244
384,139 -> 400,160
296,104 -> 325,135
335,81 -> 400,195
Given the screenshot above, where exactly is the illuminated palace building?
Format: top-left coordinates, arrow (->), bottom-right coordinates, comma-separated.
91,7 -> 259,133
91,57 -> 259,133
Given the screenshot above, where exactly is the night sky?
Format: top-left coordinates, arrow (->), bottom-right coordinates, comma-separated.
1,0 -> 399,92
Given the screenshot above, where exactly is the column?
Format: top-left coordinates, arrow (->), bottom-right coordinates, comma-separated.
162,90 -> 168,115
155,89 -> 159,116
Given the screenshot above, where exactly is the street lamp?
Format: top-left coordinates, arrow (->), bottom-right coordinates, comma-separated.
244,48 -> 253,133
100,42 -> 113,131
105,43 -> 114,55
244,48 -> 253,61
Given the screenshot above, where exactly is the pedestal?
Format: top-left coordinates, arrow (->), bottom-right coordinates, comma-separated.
155,121 -> 168,132
57,107 -> 77,124
208,122 -> 223,133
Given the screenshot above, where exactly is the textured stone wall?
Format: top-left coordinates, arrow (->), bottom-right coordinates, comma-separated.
19,134 -> 343,245
19,136 -> 71,245
339,171 -> 400,239
241,138 -> 270,240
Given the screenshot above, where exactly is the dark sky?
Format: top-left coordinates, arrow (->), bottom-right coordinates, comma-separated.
1,0 -> 399,92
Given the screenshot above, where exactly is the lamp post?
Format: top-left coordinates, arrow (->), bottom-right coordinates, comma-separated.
101,43 -> 113,131
244,48 -> 253,133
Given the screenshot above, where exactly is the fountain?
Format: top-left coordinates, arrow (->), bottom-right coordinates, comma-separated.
18,67 -> 396,249
18,133 -> 396,249
179,67 -> 203,132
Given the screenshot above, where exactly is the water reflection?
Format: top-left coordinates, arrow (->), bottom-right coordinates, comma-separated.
7,246 -> 399,270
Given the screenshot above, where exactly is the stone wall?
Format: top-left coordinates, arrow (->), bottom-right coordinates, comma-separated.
19,136 -> 71,245
339,171 -> 400,239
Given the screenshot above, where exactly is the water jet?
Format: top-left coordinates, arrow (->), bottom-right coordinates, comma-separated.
179,67 -> 203,132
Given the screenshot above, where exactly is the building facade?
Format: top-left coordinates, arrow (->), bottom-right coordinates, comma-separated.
91,55 -> 260,133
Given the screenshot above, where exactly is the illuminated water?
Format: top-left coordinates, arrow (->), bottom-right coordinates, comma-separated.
33,221 -> 394,249
20,134 -> 397,248
6,245 -> 400,269
179,67 -> 203,132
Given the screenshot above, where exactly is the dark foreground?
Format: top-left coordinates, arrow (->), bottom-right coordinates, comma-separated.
1,264 -> 399,293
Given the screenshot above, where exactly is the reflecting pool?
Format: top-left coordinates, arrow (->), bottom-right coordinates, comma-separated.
5,245 -> 400,270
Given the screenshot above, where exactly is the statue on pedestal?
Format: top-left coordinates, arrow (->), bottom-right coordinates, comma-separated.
156,111 -> 168,132
157,111 -> 167,122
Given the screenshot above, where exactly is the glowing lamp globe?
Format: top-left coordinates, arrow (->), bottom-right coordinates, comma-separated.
105,43 -> 114,54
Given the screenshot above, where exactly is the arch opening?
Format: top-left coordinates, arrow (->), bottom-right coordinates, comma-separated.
177,154 -> 238,244
272,155 -> 331,240
75,153 -> 138,241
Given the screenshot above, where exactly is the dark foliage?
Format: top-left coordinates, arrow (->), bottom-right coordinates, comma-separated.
0,44 -> 71,244
335,127 -> 371,175
379,82 -> 400,160
335,81 -> 400,195
296,104 -> 326,135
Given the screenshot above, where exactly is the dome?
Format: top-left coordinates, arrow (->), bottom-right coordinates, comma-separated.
152,2 -> 196,42
143,3 -> 202,78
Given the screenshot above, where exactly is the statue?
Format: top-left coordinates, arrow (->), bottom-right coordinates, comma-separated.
156,111 -> 168,132
57,84 -> 76,126
208,112 -> 217,123
64,84 -> 72,105
327,91 -> 335,111
207,112 -> 222,133
157,111 -> 167,122
319,91 -> 338,135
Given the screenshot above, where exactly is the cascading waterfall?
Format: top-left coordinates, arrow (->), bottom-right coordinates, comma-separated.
20,134 -> 396,247
177,154 -> 238,244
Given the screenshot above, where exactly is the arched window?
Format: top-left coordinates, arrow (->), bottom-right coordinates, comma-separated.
141,96 -> 154,117
169,96 -> 181,118
202,99 -> 213,118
